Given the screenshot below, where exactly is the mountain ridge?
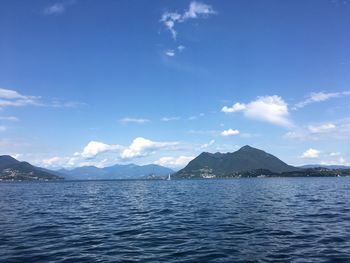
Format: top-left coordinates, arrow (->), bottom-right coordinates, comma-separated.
56,163 -> 174,180
174,145 -> 299,179
0,155 -> 63,181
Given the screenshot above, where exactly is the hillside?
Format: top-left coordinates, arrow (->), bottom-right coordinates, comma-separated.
174,145 -> 299,179
0,155 -> 63,181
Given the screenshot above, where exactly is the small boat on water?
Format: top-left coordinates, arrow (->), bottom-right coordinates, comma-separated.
167,174 -> 171,180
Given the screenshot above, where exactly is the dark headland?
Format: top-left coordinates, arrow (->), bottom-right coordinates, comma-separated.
173,145 -> 350,179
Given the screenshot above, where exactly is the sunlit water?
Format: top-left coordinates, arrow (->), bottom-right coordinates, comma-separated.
1,178 -> 350,262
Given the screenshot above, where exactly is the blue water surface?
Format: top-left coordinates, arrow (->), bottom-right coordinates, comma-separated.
1,178 -> 350,262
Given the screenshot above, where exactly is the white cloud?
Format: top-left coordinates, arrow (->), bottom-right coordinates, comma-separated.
201,139 -> 215,149
44,3 -> 65,15
183,1 -> 216,19
160,12 -> 182,39
121,137 -> 179,159
294,91 -> 350,109
308,123 -> 336,133
119,117 -> 150,124
0,88 -> 40,108
301,148 -> 320,158
42,156 -> 64,167
41,155 -> 112,169
81,141 -> 121,158
221,102 -> 246,113
0,126 -> 6,132
165,50 -> 176,57
284,119 -> 350,141
177,45 -> 185,52
154,155 -> 194,168
222,95 -> 292,127
44,1 -> 76,16
221,129 -> 240,136
0,116 -> 19,121
37,137 -> 181,168
11,153 -> 23,160
329,152 -> 341,156
160,1 -> 216,40
161,116 -> 181,121
0,88 -> 28,99
320,157 -> 349,166
0,88 -> 82,109
284,131 -> 305,140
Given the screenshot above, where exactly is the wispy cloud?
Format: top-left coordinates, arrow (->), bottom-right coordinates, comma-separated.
294,91 -> 350,109
164,46 -> 185,57
50,100 -> 86,108
161,116 -> 181,122
222,95 -> 292,128
0,116 -> 19,121
177,45 -> 185,52
200,139 -> 215,149
160,1 -> 217,40
0,126 -> 6,132
119,117 -> 150,124
44,1 -> 75,16
297,148 -> 349,166
44,3 -> 65,15
308,123 -> 336,133
0,88 -> 85,110
188,129 -> 219,135
0,88 -> 41,109
187,113 -> 205,121
284,119 -> 350,141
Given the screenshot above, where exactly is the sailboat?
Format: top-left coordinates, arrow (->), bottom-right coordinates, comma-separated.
167,174 -> 171,180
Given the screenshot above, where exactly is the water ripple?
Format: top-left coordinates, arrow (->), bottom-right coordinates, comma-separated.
1,178 -> 350,262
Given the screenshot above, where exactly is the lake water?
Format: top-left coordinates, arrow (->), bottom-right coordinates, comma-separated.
1,178 -> 350,262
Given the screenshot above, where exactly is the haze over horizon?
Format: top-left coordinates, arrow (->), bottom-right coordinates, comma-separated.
1,0 -> 350,169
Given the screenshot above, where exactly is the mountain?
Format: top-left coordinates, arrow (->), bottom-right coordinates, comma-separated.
57,166 -> 107,180
0,155 -> 63,181
57,163 -> 173,180
174,145 -> 299,179
300,164 -> 350,170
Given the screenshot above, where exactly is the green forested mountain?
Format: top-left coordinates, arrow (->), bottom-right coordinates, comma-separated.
174,145 -> 299,178
0,155 -> 63,181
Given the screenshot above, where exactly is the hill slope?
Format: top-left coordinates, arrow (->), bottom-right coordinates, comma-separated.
0,155 -> 63,181
174,145 -> 298,178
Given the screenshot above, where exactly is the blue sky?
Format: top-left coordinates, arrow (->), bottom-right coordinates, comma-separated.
1,0 -> 350,169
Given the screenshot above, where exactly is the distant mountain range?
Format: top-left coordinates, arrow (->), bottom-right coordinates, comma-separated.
299,164 -> 350,170
56,163 -> 174,180
2,147 -> 350,181
174,145 -> 350,179
0,155 -> 62,181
